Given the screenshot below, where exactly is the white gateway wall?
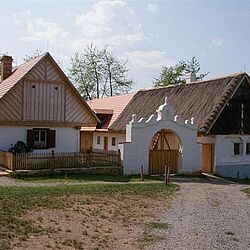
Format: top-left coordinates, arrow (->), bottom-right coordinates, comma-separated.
122,98 -> 202,175
215,135 -> 250,179
0,126 -> 79,153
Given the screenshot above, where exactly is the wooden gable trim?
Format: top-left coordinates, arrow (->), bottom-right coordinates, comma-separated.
206,74 -> 248,134
45,54 -> 100,125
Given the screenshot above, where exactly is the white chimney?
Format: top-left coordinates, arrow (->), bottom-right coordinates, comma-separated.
185,72 -> 196,84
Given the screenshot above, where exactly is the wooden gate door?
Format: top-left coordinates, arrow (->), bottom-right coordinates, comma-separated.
149,149 -> 179,175
202,144 -> 214,173
149,129 -> 180,175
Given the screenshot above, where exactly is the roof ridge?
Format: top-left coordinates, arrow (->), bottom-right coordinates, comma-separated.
138,72 -> 247,93
87,92 -> 135,102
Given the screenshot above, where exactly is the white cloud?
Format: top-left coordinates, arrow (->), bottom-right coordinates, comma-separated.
125,50 -> 174,69
12,9 -> 30,25
74,0 -> 145,48
146,3 -> 159,13
211,38 -> 222,48
19,18 -> 70,48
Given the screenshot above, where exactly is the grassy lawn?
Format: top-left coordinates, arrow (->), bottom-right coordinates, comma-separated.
11,173 -> 161,183
0,182 -> 178,249
242,188 -> 250,196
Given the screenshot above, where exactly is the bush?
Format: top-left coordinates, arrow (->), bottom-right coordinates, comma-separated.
8,141 -> 32,153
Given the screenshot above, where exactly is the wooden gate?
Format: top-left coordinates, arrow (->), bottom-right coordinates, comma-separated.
149,129 -> 180,175
149,149 -> 179,175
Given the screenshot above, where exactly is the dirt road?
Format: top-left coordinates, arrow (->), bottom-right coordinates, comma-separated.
149,177 -> 250,250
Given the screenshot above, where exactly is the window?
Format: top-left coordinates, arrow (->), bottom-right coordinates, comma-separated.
112,137 -> 116,146
247,143 -> 250,155
234,143 -> 241,155
97,136 -> 101,145
34,130 -> 47,148
27,129 -> 56,149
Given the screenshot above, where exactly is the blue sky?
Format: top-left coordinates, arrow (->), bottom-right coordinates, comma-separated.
0,0 -> 250,90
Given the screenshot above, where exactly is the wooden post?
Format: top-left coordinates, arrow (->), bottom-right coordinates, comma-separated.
165,165 -> 170,185
117,149 -> 121,166
140,165 -> 144,181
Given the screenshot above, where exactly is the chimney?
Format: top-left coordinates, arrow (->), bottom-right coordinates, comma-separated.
0,55 -> 13,82
185,72 -> 196,84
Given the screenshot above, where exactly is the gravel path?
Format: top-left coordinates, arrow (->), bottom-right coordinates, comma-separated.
150,177 -> 250,250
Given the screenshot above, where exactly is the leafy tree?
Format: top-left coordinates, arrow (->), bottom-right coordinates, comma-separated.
154,56 -> 208,87
69,44 -> 133,100
23,50 -> 43,62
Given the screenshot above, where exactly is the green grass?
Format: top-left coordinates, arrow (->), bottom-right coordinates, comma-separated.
225,177 -> 250,184
242,188 -> 250,196
149,222 -> 169,230
11,173 -> 160,183
0,182 -> 178,249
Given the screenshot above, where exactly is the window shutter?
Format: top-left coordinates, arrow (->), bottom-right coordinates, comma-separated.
27,129 -> 34,148
47,130 -> 56,148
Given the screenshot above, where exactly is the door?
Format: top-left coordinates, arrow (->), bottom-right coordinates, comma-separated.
202,144 -> 214,173
80,132 -> 93,151
149,129 -> 180,175
104,137 -> 108,151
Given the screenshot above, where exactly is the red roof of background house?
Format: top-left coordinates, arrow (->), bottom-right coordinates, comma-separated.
87,93 -> 135,130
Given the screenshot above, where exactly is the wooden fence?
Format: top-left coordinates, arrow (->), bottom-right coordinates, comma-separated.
0,149 -> 121,171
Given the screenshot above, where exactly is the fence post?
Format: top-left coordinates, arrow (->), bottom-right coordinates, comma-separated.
51,150 -> 55,169
140,165 -> 144,181
117,149 -> 121,166
165,165 -> 170,185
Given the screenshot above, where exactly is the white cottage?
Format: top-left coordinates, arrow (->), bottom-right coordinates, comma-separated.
87,72 -> 250,179
0,53 -> 98,152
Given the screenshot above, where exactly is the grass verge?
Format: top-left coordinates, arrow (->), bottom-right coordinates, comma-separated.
242,188 -> 250,196
10,173 -> 160,183
0,182 -> 178,249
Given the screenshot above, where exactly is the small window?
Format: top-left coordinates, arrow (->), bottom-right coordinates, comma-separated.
246,143 -> 250,155
97,136 -> 101,145
34,130 -> 47,149
112,137 -> 116,146
234,143 -> 241,155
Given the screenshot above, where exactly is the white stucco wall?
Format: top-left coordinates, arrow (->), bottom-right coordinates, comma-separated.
215,135 -> 250,179
0,126 -> 79,153
122,98 -> 202,175
92,132 -> 125,151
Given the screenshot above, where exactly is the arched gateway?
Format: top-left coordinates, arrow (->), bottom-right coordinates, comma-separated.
122,97 -> 202,175
149,129 -> 181,175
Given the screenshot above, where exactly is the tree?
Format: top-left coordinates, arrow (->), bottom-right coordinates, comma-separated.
154,56 -> 208,87
69,44 -> 133,100
23,50 -> 43,62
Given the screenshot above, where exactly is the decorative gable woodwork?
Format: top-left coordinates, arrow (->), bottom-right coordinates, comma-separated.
0,82 -> 23,120
0,54 -> 97,127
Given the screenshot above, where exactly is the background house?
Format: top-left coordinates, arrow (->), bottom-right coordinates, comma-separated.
0,53 -> 98,153
81,93 -> 134,152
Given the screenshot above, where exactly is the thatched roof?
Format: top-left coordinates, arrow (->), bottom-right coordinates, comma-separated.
110,73 -> 249,133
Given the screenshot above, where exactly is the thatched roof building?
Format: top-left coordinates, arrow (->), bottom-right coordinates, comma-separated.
110,72 -> 250,134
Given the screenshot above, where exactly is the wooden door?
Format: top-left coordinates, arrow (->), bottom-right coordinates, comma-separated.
202,144 -> 214,173
80,132 -> 93,151
149,149 -> 179,175
149,129 -> 180,175
104,137 -> 108,151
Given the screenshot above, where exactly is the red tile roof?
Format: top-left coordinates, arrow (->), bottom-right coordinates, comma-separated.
87,93 -> 135,130
0,54 -> 45,98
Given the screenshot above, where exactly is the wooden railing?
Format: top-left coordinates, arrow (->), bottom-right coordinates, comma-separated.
0,149 -> 121,171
